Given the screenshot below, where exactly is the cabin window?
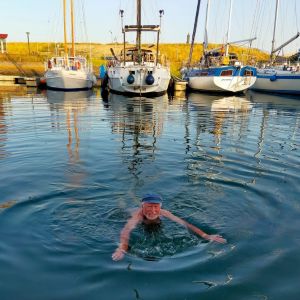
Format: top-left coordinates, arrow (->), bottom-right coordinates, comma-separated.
220,70 -> 233,76
244,70 -> 253,76
200,72 -> 209,76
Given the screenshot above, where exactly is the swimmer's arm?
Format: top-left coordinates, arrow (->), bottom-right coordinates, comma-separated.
112,209 -> 142,261
160,209 -> 226,244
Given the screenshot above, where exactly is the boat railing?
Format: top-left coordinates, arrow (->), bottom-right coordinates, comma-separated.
46,56 -> 90,72
109,47 -> 168,68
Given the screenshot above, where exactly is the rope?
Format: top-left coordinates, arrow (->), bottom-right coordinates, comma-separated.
171,74 -> 186,82
4,53 -> 27,76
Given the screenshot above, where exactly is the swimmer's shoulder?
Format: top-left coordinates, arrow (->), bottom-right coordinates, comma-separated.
160,208 -> 171,217
129,207 -> 143,220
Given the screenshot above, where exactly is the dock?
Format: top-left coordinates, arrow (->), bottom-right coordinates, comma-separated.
0,75 -> 38,87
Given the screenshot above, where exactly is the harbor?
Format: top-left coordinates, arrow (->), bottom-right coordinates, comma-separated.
1,1 -> 300,300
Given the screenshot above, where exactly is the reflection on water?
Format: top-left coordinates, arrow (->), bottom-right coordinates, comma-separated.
247,90 -> 300,107
0,93 -> 7,159
188,93 -> 252,150
0,199 -> 17,209
107,93 -> 168,184
108,93 -> 167,135
0,88 -> 300,300
211,96 -> 252,112
0,86 -> 27,98
47,89 -> 93,188
0,88 -> 46,160
188,92 -> 252,112
46,89 -> 93,104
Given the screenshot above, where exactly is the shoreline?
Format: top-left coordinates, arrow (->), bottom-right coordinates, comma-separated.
1,42 -> 271,78
0,61 -> 45,77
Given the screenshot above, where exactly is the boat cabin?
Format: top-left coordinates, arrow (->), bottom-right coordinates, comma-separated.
120,47 -> 155,64
202,51 -> 239,67
47,56 -> 87,71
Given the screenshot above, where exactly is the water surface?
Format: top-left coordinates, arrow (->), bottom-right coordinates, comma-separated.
0,87 -> 299,300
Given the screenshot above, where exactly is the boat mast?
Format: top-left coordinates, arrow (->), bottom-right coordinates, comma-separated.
269,0 -> 299,62
136,0 -> 142,63
203,0 -> 210,55
270,0 -> 279,63
187,0 -> 201,67
156,10 -> 164,66
120,10 -> 125,65
203,0 -> 210,66
63,0 -> 68,55
225,0 -> 233,57
70,0 -> 75,57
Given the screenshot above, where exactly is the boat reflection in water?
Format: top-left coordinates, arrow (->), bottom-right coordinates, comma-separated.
107,93 -> 169,181
46,89 -> 94,188
210,96 -> 252,112
188,92 -> 252,112
245,90 -> 300,160
187,92 -> 253,174
46,89 -> 93,106
108,93 -> 169,134
246,90 -> 300,109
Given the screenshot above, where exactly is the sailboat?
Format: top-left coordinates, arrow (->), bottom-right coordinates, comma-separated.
44,0 -> 96,91
182,0 -> 257,93
250,0 -> 300,94
106,0 -> 170,96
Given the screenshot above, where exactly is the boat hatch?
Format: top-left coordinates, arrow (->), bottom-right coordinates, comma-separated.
220,70 -> 233,76
244,70 -> 254,76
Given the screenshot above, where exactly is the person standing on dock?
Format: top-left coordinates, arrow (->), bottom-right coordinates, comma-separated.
112,194 -> 226,261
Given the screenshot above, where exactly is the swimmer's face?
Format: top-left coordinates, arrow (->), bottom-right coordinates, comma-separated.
142,203 -> 161,220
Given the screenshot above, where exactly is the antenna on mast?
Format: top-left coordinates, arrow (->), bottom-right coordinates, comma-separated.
156,9 -> 164,66
120,9 -> 124,30
120,9 -> 125,64
159,9 -> 164,27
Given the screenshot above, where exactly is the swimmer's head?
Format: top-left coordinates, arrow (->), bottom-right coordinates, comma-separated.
142,194 -> 162,220
142,193 -> 163,205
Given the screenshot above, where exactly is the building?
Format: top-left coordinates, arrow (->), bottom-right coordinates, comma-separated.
0,34 -> 8,53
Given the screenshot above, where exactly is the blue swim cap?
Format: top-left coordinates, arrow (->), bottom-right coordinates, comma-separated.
142,193 -> 163,204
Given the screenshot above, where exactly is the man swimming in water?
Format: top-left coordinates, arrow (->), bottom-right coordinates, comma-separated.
112,194 -> 226,261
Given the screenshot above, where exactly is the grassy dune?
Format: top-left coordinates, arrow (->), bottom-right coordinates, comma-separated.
0,42 -> 269,77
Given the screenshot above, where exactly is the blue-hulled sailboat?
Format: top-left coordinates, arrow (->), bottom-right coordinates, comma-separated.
182,0 -> 257,93
250,0 -> 300,94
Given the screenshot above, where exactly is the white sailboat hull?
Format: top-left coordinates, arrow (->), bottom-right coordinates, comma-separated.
108,64 -> 170,95
45,69 -> 95,90
188,75 -> 256,93
250,70 -> 300,94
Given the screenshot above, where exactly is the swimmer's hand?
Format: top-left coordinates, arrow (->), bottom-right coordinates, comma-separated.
112,248 -> 126,261
206,234 -> 227,244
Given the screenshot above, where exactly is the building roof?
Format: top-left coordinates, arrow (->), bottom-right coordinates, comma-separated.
0,34 -> 8,39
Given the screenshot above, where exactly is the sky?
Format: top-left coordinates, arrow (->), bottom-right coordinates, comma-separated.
1,0 -> 300,55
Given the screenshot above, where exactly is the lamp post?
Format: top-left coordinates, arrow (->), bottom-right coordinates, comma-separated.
26,32 -> 30,54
